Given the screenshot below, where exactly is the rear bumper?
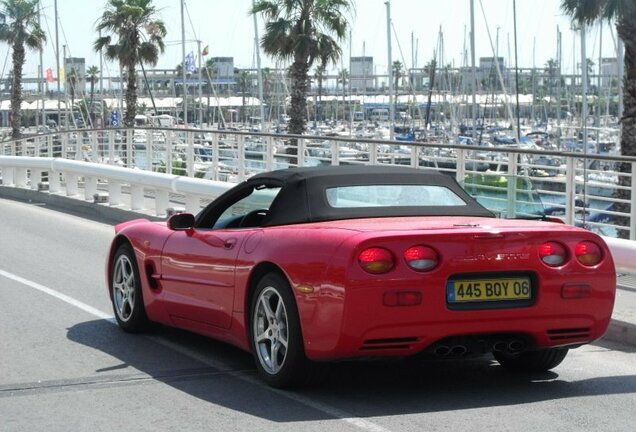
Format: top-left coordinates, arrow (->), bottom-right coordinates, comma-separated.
300,275 -> 615,360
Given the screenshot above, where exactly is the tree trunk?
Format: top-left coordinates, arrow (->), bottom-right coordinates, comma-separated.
10,43 -> 25,140
124,63 -> 138,127
287,60 -> 309,165
614,16 -> 636,238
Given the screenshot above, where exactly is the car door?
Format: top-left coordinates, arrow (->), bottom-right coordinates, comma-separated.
160,228 -> 247,330
159,183 -> 281,331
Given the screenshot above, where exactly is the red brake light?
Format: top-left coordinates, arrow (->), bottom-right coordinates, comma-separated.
539,241 -> 568,267
358,247 -> 394,274
575,241 -> 603,266
404,245 -> 439,271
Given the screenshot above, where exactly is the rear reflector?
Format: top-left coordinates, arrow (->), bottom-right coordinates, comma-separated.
539,241 -> 568,267
561,283 -> 592,299
383,290 -> 422,306
358,247 -> 394,274
575,241 -> 603,266
404,245 -> 439,271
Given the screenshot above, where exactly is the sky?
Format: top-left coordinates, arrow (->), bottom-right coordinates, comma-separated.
3,0 -> 621,82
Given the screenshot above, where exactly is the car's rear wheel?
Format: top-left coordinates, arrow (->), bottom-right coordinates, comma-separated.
111,243 -> 149,332
249,273 -> 324,388
494,348 -> 569,372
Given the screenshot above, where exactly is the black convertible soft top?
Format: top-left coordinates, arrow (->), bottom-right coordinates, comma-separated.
245,165 -> 495,226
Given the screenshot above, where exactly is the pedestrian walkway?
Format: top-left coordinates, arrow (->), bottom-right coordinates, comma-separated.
605,274 -> 636,346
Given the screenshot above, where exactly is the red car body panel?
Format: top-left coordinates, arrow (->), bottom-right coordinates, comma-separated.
107,214 -> 616,360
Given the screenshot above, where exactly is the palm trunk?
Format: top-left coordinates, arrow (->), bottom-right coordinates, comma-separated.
10,43 -> 25,139
124,63 -> 138,127
287,60 -> 309,165
614,16 -> 636,238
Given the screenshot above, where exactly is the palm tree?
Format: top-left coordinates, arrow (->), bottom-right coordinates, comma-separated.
313,63 -> 326,122
561,0 -> 636,238
337,68 -> 349,120
66,67 -> 80,126
237,70 -> 251,123
392,60 -> 403,94
86,66 -> 100,125
203,58 -> 217,122
94,0 -> 166,127
0,0 -> 46,139
251,0 -> 353,138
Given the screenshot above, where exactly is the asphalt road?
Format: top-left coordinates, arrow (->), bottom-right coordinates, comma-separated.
1,197 -> 635,432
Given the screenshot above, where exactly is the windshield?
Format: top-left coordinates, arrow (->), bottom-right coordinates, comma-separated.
462,174 -> 546,218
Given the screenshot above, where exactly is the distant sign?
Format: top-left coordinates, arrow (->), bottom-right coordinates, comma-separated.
111,111 -> 120,126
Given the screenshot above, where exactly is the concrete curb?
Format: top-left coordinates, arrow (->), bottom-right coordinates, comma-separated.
603,319 -> 636,347
0,185 -> 163,225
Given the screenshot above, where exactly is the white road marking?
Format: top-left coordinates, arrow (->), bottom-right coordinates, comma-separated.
0,269 -> 114,322
0,268 -> 392,432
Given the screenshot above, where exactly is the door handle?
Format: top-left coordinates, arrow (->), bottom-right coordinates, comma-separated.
223,238 -> 237,249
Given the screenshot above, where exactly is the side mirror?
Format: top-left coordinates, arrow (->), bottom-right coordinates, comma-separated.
167,213 -> 195,231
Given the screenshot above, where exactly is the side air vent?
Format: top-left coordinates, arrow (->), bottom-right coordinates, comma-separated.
546,328 -> 591,341
360,337 -> 419,351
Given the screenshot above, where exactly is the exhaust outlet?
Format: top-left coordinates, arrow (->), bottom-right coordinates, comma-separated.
508,339 -> 525,352
493,341 -> 508,352
434,345 -> 451,357
450,345 -> 468,356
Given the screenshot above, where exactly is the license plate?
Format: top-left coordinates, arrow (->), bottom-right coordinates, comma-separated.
447,277 -> 531,303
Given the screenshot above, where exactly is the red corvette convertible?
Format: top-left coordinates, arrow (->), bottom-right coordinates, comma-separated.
106,165 -> 616,387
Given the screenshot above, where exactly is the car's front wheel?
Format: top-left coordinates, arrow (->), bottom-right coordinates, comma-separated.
110,243 -> 149,332
249,273 -> 324,388
494,348 -> 569,373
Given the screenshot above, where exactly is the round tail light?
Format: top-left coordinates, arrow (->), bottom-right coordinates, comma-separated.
404,245 -> 439,271
358,247 -> 394,274
539,241 -> 568,267
575,241 -> 603,266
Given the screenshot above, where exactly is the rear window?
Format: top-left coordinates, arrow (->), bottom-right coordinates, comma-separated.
325,185 -> 467,208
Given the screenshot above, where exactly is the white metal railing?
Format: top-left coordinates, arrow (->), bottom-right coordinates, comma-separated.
1,126 -> 635,244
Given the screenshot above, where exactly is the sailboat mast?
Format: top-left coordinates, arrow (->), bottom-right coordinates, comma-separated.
385,0 -> 394,140
469,0 -> 477,140
54,0 -> 60,126
252,0 -> 265,132
181,0 -> 187,126
38,0 -> 45,128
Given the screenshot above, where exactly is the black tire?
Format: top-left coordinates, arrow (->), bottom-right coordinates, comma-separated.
110,243 -> 150,333
494,348 -> 569,373
249,272 -> 326,388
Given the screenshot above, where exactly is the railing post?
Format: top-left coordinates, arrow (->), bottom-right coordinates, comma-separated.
265,136 -> 274,172
331,140 -> 339,166
506,152 -> 518,218
109,130 -> 115,164
109,181 -> 122,206
631,162 -> 636,241
187,131 -> 194,177
297,138 -> 305,167
61,134 -> 68,159
66,173 -> 79,196
85,176 -> 97,201
31,170 -> 42,190
211,132 -> 219,181
237,135 -> 245,181
410,144 -> 418,168
3,167 -> 15,185
455,148 -> 466,183
126,129 -> 133,168
369,142 -> 377,165
130,185 -> 145,210
146,129 -> 153,171
155,189 -> 169,217
185,194 -> 200,214
49,170 -> 60,193
565,156 -> 576,225
91,132 -> 98,162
